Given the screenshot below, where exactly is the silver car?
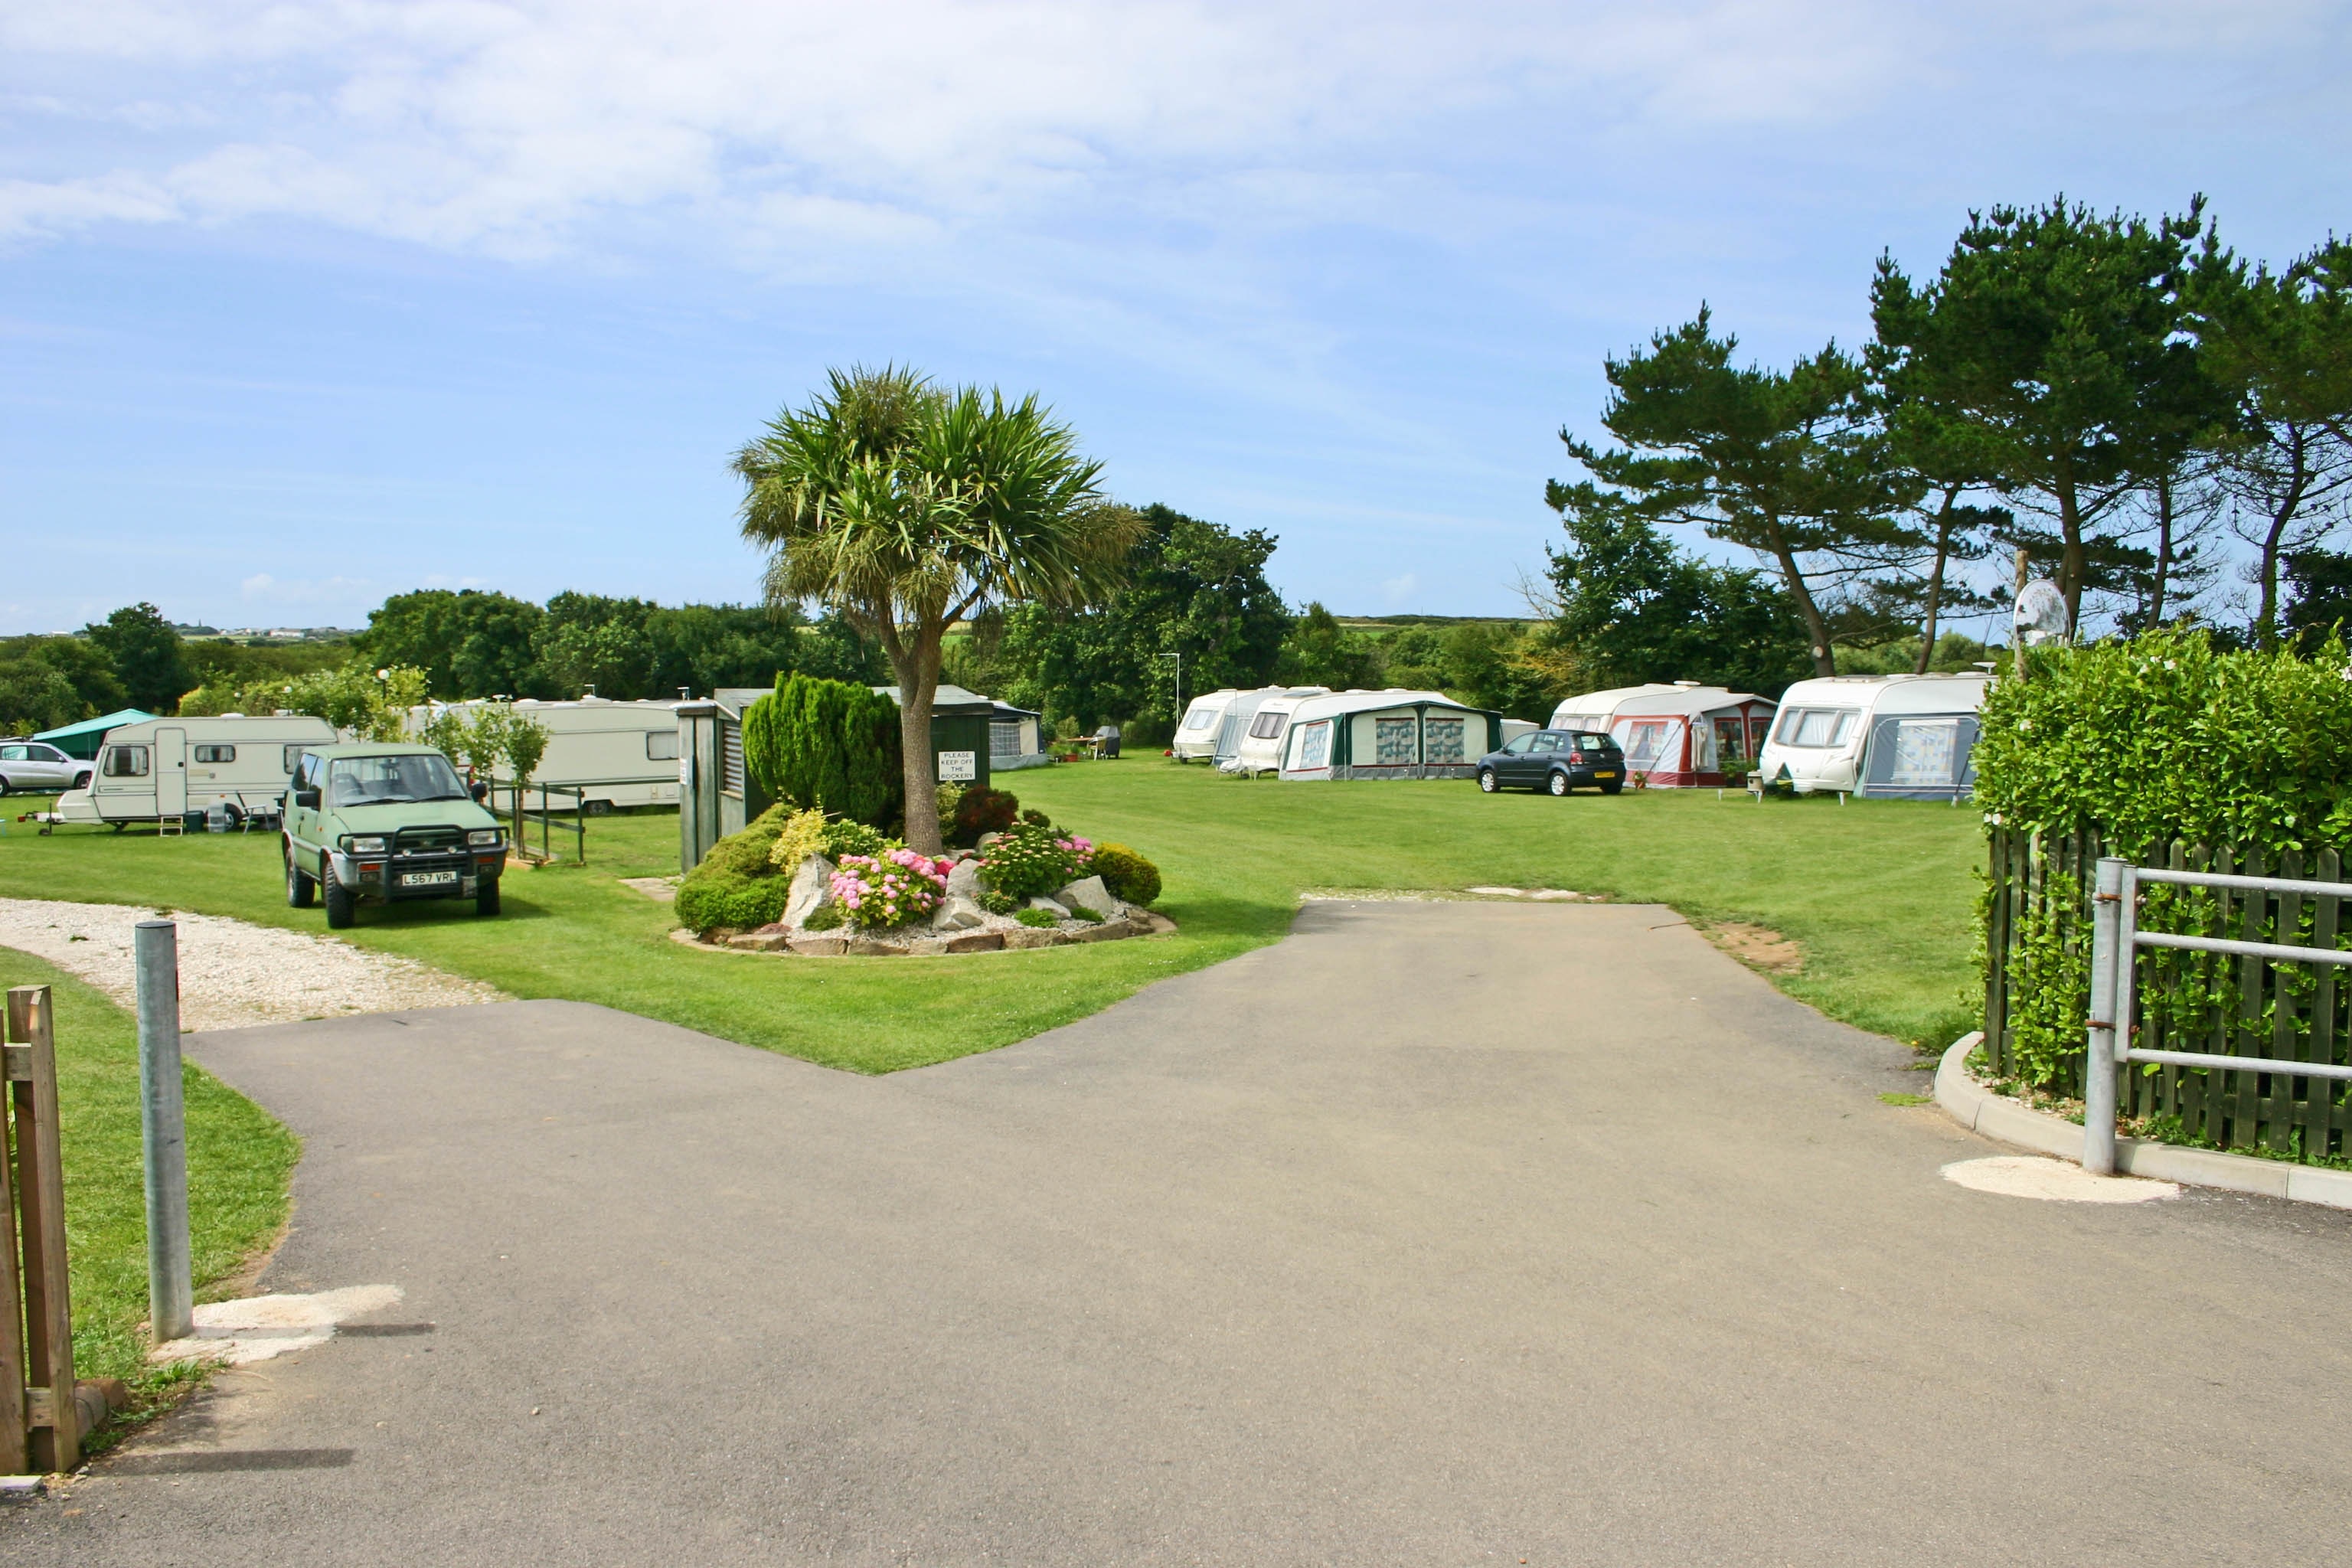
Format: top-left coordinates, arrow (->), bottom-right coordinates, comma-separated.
0,740 -> 89,795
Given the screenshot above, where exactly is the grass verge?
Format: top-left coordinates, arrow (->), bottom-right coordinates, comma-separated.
0,947 -> 299,1453
0,766 -> 1985,1073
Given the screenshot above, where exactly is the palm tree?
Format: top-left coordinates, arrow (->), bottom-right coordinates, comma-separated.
735,366 -> 1138,853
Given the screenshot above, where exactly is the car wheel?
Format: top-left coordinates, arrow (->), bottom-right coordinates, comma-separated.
0,778 -> 11,797
1478,768 -> 1498,793
475,879 -> 501,917
322,862 -> 357,929
285,845 -> 316,908
1601,781 -> 1624,795
1548,770 -> 1571,797
73,771 -> 92,790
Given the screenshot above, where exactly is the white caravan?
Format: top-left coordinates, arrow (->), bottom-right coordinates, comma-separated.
54,714 -> 338,828
1175,686 -> 1328,764
411,696 -> 686,813
1755,672 -> 1992,800
1547,682 -> 1779,788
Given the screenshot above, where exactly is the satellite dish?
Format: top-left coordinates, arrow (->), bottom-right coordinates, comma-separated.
2014,579 -> 2070,647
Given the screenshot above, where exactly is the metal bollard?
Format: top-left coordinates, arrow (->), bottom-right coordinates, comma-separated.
2082,858 -> 2126,1177
133,920 -> 194,1343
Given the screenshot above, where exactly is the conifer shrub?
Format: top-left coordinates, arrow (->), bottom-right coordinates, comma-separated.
743,673 -> 903,828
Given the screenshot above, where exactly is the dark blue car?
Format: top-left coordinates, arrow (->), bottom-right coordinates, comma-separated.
1475,730 -> 1625,796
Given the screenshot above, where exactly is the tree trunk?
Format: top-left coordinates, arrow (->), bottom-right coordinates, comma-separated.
2256,426 -> 2312,653
1761,512 -> 1838,678
884,620 -> 947,856
2056,454 -> 2086,639
1913,485 -> 1958,675
2148,472 -> 2174,628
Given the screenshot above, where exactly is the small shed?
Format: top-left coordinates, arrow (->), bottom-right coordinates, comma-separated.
34,707 -> 158,760
676,691 -> 773,873
1270,690 -> 1504,781
1548,682 -> 1777,788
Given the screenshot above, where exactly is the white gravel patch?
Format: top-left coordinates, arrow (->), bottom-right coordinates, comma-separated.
0,897 -> 505,1032
1942,1156 -> 2180,1204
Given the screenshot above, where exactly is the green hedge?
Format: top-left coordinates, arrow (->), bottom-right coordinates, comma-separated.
1974,629 -> 2352,1086
743,673 -> 903,828
1975,629 -> 2352,851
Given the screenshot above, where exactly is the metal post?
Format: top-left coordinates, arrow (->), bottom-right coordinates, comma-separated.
2083,858 -> 2126,1176
133,920 -> 194,1343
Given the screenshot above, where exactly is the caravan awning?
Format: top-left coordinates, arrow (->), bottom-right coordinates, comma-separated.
32,708 -> 157,758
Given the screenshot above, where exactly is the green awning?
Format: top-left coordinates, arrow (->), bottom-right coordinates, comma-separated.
32,709 -> 156,758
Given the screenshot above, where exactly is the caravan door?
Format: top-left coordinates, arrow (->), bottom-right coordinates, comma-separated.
153,727 -> 188,818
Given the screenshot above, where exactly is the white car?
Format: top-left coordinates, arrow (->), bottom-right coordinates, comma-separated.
0,740 -> 88,795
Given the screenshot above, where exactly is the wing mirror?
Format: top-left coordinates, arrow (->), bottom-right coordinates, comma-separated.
293,786 -> 321,809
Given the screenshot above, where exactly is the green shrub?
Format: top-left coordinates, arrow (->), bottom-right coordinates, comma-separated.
802,900 -> 844,932
1975,629 -> 2352,851
1015,907 -> 1059,929
819,818 -> 889,860
1066,903 -> 1104,924
948,786 -> 1021,847
978,890 -> 1018,916
1089,842 -> 1161,906
677,804 -> 798,933
743,672 -> 903,828
766,807 -> 831,872
1975,630 -> 2352,1085
978,825 -> 1089,899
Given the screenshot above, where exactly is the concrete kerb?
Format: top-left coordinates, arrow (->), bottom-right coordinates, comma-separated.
1934,1031 -> 2352,1210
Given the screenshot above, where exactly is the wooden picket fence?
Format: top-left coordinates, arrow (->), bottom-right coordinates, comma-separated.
1984,827 -> 2352,1163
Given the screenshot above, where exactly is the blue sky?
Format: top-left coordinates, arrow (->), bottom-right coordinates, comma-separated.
4,1 -> 2347,635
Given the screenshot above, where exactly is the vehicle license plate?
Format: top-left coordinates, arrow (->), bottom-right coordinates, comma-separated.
402,870 -> 458,887
1594,771 -> 1618,780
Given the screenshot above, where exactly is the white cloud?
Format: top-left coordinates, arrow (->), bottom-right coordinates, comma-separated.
0,1 -> 1996,256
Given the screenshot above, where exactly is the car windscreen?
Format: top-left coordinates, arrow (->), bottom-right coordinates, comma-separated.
328,753 -> 469,807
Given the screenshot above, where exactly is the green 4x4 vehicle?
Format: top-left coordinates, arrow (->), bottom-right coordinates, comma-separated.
283,743 -> 506,928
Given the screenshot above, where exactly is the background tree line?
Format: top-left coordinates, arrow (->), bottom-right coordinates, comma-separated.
1550,197 -> 2352,685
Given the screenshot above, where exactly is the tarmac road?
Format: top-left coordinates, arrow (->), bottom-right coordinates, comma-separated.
13,900 -> 2352,1566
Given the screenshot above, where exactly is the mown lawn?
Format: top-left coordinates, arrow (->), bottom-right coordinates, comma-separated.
0,764 -> 1987,1074
0,948 -> 299,1448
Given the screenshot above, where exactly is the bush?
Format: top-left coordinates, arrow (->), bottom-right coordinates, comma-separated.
948,786 -> 1021,847
820,818 -> 889,860
1974,630 -> 2352,1086
1975,629 -> 2352,851
1088,842 -> 1161,906
1015,908 -> 1059,929
677,804 -> 799,933
978,825 -> 1093,899
978,890 -> 1018,916
766,807 -> 831,871
743,673 -> 903,828
1066,903 -> 1104,924
802,900 -> 844,932
830,848 -> 952,929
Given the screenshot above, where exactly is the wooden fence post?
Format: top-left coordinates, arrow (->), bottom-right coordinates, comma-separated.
6,985 -> 78,1473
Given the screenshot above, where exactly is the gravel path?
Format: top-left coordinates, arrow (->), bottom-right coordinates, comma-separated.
0,897 -> 505,1031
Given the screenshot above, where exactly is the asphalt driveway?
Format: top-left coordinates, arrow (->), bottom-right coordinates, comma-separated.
15,901 -> 2352,1565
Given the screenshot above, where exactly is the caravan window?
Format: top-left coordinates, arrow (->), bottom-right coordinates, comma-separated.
1777,707 -> 1856,747
1247,709 -> 1288,740
645,730 -> 679,761
1182,707 -> 1217,731
283,745 -> 310,775
194,743 -> 236,763
1423,717 -> 1466,764
1621,722 -> 1669,764
1374,717 -> 1417,765
103,745 -> 150,778
1292,720 -> 1331,770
